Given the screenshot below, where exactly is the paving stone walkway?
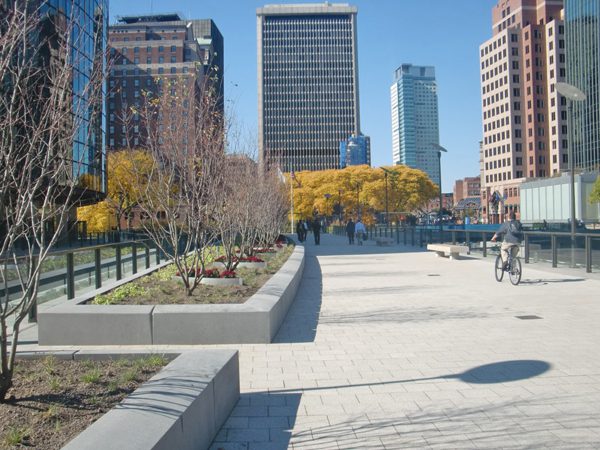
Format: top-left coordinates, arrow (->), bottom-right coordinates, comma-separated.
211,233 -> 600,449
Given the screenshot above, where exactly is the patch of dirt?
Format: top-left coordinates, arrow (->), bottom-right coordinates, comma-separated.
94,244 -> 294,305
0,355 -> 168,449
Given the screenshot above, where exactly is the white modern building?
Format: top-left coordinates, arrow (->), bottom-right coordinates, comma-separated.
390,64 -> 440,183
257,3 -> 360,172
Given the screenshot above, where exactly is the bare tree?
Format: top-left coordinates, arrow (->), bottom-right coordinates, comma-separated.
129,69 -> 225,295
0,3 -> 107,400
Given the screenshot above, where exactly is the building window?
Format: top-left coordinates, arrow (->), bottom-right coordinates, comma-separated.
171,45 -> 176,52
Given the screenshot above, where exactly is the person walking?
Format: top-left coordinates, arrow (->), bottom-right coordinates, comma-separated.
296,220 -> 305,243
355,218 -> 366,246
313,218 -> 321,245
345,218 -> 355,244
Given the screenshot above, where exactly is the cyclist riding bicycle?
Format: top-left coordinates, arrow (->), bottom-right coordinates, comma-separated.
491,212 -> 524,270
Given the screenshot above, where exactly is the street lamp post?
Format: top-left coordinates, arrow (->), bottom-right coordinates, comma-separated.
355,182 -> 361,217
324,193 -> 332,221
381,168 -> 392,226
338,189 -> 343,224
431,144 -> 448,235
556,82 -> 586,268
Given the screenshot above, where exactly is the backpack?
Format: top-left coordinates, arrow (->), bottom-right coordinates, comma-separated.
509,220 -> 523,240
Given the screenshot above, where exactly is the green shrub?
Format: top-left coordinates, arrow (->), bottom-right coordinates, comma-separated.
92,283 -> 147,305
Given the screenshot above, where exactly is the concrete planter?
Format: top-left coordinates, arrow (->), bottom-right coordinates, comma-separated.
200,277 -> 243,287
237,261 -> 267,269
61,350 -> 239,450
39,241 -> 304,345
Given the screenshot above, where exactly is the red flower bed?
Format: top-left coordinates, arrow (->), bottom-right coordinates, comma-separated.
220,270 -> 237,278
239,256 -> 264,263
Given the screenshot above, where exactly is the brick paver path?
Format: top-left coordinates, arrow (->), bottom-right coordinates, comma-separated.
211,233 -> 600,449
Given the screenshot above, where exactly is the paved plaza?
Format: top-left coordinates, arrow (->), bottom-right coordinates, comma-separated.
210,233 -> 600,449
17,232 -> 600,449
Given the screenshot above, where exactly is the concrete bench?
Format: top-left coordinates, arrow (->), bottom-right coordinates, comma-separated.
427,244 -> 470,260
375,237 -> 394,246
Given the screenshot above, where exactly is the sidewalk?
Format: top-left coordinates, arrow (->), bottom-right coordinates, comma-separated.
211,233 -> 600,449
14,233 -> 600,448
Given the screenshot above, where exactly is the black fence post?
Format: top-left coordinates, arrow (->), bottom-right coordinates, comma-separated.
116,245 -> 122,281
155,242 -> 161,265
551,235 -> 557,268
419,229 -> 423,247
396,223 -> 400,244
482,232 -> 487,258
95,248 -> 102,289
586,236 -> 592,273
411,227 -> 415,246
451,231 -> 456,245
28,256 -> 38,323
131,245 -> 138,275
145,245 -> 151,270
66,252 -> 75,299
524,234 -> 530,264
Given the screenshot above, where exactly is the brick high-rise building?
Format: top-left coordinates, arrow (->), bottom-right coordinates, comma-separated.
257,3 -> 360,172
453,176 -> 481,205
107,14 -> 223,150
479,0 -> 566,223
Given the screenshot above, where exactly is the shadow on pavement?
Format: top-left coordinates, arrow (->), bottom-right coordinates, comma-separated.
266,359 -> 552,395
212,392 -> 301,450
519,278 -> 586,285
273,252 -> 323,344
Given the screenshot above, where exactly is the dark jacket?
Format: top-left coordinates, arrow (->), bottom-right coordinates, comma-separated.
345,220 -> 355,234
496,219 -> 523,244
313,221 -> 321,233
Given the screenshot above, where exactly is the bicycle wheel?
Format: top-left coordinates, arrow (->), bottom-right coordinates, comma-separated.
509,257 -> 522,285
494,255 -> 504,282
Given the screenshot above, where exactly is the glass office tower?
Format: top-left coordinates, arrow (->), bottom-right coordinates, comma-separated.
36,0 -> 109,203
565,0 -> 600,171
390,64 -> 440,182
257,3 -> 360,172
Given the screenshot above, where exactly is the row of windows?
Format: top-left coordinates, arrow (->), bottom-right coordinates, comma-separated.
485,158 -> 512,171
485,171 -> 513,183
112,45 -> 178,54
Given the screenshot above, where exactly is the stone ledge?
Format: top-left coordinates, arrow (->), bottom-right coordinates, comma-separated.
61,349 -> 239,450
39,242 -> 304,345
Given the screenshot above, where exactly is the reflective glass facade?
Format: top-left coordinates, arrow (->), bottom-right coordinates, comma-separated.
257,4 -> 360,172
566,0 -> 600,171
391,64 -> 440,182
339,134 -> 370,168
40,0 -> 108,202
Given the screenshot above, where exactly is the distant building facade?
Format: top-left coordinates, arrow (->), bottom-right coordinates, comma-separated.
479,0 -> 565,223
339,134 -> 371,168
453,176 -> 481,205
390,64 -> 440,182
107,14 -> 223,150
565,0 -> 600,171
257,3 -> 360,171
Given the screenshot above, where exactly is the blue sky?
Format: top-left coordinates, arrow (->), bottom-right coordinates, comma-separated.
110,0 -> 498,190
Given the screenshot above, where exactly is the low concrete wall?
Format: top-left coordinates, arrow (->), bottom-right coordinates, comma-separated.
61,349 -> 239,450
39,244 -> 304,345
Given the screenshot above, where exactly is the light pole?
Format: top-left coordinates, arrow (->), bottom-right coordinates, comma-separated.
556,82 -> 586,268
324,193 -> 332,223
381,168 -> 392,226
431,144 -> 448,234
355,182 -> 362,217
338,189 -> 343,224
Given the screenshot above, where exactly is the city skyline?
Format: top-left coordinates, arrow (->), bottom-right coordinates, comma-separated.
110,0 -> 498,189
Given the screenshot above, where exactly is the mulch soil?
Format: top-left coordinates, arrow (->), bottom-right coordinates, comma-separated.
0,356 -> 167,449
94,244 -> 294,305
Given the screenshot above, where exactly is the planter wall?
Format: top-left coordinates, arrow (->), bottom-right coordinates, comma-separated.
62,349 -> 239,450
39,241 -> 304,345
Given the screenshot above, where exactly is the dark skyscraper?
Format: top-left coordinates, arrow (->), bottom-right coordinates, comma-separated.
257,3 -> 360,172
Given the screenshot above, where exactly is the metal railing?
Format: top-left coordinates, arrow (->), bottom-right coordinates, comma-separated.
331,224 -> 600,274
1,238 -> 165,322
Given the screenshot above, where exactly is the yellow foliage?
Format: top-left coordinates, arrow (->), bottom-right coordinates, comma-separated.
77,149 -> 155,231
289,165 -> 437,224
77,201 -> 115,232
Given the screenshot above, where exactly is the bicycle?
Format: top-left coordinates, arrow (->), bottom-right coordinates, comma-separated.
493,246 -> 522,285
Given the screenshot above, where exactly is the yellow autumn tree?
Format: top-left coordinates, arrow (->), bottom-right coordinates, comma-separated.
77,149 -> 155,232
288,165 -> 437,225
